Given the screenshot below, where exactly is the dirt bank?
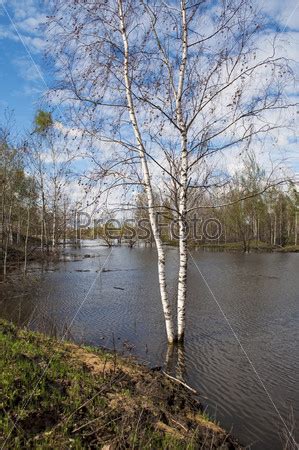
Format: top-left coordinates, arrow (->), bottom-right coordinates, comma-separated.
0,320 -> 242,449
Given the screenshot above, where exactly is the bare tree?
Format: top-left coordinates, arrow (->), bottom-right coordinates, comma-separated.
27,111 -> 73,253
48,0 -> 294,342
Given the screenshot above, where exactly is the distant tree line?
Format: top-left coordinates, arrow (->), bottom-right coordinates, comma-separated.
84,154 -> 298,253
0,111 -> 77,277
1,110 -> 298,281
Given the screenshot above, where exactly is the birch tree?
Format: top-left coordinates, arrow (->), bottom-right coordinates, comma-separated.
48,0 -> 294,342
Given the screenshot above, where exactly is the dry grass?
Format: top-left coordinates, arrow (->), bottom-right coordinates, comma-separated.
0,320 -> 243,449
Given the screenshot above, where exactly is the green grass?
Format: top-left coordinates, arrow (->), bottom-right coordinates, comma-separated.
0,320 -> 241,449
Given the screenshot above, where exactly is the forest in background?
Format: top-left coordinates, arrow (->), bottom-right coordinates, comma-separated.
1,109 -> 298,279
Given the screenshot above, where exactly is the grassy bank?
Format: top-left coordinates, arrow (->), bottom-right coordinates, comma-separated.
192,242 -> 299,252
275,245 -> 299,253
198,241 -> 273,251
0,320 -> 241,449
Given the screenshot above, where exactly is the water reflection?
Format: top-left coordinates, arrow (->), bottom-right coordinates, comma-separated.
165,344 -> 186,383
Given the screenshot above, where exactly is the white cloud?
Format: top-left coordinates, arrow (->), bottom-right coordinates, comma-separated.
260,0 -> 299,29
54,122 -> 86,140
13,55 -> 42,82
0,0 -> 47,53
16,14 -> 47,33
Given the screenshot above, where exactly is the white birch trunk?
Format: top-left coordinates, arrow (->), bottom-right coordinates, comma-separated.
17,216 -> 21,245
295,211 -> 298,246
75,210 -> 78,247
40,182 -> 45,253
24,204 -> 30,275
63,200 -> 67,248
176,0 -> 188,342
3,205 -> 12,279
118,0 -> 175,343
177,136 -> 188,342
52,196 -> 56,251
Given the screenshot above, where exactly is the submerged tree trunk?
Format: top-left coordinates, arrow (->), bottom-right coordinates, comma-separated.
118,0 -> 175,343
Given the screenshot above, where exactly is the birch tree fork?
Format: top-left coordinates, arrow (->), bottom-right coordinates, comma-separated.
118,0 -> 175,343
48,0 -> 294,344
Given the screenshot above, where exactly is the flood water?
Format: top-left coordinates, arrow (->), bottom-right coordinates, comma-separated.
0,242 -> 298,449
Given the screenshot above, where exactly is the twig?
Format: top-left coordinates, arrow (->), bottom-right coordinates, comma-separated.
162,371 -> 197,394
170,417 -> 188,432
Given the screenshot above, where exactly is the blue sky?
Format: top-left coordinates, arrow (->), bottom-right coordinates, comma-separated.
0,0 -> 47,133
0,0 -> 298,176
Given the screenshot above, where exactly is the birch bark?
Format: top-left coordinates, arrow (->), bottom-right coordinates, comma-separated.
118,0 -> 175,343
176,0 -> 188,342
